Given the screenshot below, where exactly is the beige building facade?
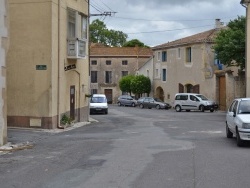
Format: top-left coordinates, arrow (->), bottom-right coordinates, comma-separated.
90,45 -> 152,103
151,23 -> 245,110
7,0 -> 89,129
241,0 -> 250,97
0,0 -> 8,145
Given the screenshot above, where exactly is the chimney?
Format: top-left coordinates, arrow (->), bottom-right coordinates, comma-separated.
215,19 -> 224,29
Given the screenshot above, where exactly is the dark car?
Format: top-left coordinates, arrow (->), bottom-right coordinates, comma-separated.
117,95 -> 137,107
137,97 -> 171,109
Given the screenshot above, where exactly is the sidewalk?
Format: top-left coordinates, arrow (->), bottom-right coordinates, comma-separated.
0,117 -> 98,155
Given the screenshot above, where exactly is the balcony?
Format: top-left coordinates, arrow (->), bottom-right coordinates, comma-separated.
67,38 -> 86,59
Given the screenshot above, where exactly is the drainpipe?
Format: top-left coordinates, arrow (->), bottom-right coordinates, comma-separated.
57,0 -> 64,129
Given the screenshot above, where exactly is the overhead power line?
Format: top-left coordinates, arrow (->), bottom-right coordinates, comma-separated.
110,16 -> 238,22
126,24 -> 214,34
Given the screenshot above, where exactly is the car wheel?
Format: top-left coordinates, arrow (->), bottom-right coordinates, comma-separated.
105,109 -> 108,114
210,109 -> 214,112
175,105 -> 181,112
236,129 -> 244,147
139,104 -> 144,109
226,123 -> 233,138
118,102 -> 121,106
200,105 -> 205,112
156,105 -> 160,109
131,102 -> 135,107
186,110 -> 190,112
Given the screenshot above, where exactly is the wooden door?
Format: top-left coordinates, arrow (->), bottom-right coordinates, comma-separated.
104,89 -> 112,104
70,86 -> 75,120
219,76 -> 226,111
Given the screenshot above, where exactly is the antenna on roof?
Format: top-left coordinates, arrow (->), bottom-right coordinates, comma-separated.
90,11 -> 117,17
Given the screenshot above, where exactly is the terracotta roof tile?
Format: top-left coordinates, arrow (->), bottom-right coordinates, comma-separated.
90,45 -> 153,57
152,28 -> 224,50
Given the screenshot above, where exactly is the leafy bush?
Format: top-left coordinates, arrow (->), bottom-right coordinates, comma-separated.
60,114 -> 73,125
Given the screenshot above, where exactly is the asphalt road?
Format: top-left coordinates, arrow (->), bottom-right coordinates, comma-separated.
0,105 -> 250,188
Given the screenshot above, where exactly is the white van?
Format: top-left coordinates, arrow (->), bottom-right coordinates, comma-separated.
174,93 -> 218,112
89,94 -> 108,114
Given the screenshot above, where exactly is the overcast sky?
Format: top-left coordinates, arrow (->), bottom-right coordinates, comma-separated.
90,0 -> 246,47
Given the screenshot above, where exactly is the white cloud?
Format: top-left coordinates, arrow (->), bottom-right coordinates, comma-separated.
90,0 -> 246,46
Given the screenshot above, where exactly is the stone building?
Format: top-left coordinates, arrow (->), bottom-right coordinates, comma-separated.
90,44 -> 153,103
144,19 -> 245,110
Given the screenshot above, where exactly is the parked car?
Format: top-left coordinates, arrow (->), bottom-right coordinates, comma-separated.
89,94 -> 108,114
117,95 -> 137,107
137,97 -> 171,109
226,98 -> 250,147
174,93 -> 218,112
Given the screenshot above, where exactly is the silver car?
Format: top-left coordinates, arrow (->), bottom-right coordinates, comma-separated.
137,97 -> 171,109
226,98 -> 250,147
117,95 -> 137,107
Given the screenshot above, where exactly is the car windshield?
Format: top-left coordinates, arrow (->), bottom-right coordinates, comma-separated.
238,100 -> 250,114
154,98 -> 163,102
196,95 -> 208,100
90,97 -> 107,103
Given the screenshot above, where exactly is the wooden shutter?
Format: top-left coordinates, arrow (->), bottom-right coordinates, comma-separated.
179,83 -> 184,93
193,84 -> 200,94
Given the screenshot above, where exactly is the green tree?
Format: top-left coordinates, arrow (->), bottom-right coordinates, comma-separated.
213,16 -> 246,70
119,75 -> 135,95
123,39 -> 149,47
131,75 -> 151,97
90,19 -> 128,47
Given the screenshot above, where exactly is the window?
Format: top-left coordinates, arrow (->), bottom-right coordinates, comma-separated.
91,89 -> 97,95
91,60 -> 97,65
122,71 -> 128,77
186,47 -> 192,62
175,95 -> 188,100
122,60 -> 128,65
162,51 -> 167,62
155,69 -> 159,77
91,71 -> 97,83
106,60 -> 111,65
68,9 -> 76,38
162,69 -> 166,81
105,71 -> 112,83
190,95 -> 199,101
177,48 -> 181,58
157,52 -> 161,61
81,16 -> 87,39
67,9 -> 88,58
